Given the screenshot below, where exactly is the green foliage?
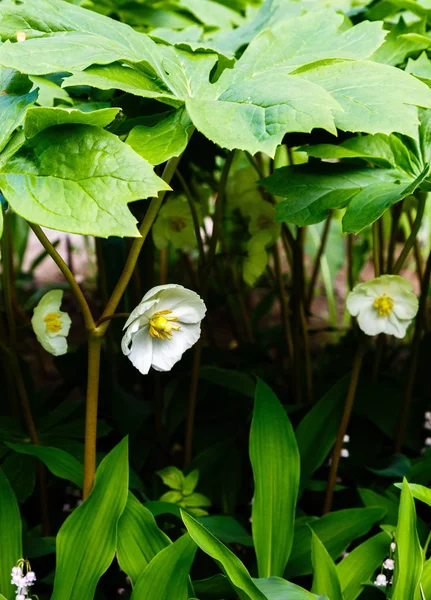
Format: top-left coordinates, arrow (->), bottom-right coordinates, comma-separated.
0,469 -> 22,600
310,530 -> 343,600
250,378 -> 299,577
51,439 -> 129,600
158,466 -> 211,515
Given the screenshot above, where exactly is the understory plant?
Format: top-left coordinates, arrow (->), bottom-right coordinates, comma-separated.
0,0 -> 431,599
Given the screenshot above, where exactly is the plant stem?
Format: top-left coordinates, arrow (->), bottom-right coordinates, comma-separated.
306,211 -> 332,312
273,243 -> 294,361
159,247 -> 168,284
98,155 -> 181,333
323,339 -> 365,514
393,192 -> 426,275
95,313 -> 130,326
387,204 -> 402,272
407,210 -> 424,286
206,151 -> 235,271
347,234 -> 354,291
176,169 -> 206,267
1,213 -> 50,534
29,224 -> 95,331
395,247 -> 431,453
373,221 -> 381,277
83,334 -> 102,499
184,339 -> 202,466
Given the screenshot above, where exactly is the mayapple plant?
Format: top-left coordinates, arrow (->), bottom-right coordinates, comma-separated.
0,0 -> 431,599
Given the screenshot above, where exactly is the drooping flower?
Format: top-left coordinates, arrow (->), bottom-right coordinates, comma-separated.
11,561 -> 36,600
383,558 -> 394,570
31,290 -> 71,356
374,574 -> 387,587
346,275 -> 418,338
122,284 -> 206,374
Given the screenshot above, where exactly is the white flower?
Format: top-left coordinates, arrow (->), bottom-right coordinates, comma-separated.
390,542 -> 396,552
343,434 -> 350,443
122,284 -> 206,375
31,290 -> 71,356
383,558 -> 394,570
374,574 -> 388,587
340,448 -> 349,458
346,275 -> 418,338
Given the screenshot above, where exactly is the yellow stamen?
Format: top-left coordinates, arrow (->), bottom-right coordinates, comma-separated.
44,312 -> 62,333
374,293 -> 394,317
149,309 -> 181,340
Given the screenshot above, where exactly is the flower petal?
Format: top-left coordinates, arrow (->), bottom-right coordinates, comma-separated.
151,323 -> 201,372
154,288 -> 206,323
48,336 -> 68,357
357,306 -> 387,337
384,313 -> 410,339
123,299 -> 159,330
346,288 -> 374,317
142,284 -> 183,303
392,292 -> 419,320
126,325 -> 153,375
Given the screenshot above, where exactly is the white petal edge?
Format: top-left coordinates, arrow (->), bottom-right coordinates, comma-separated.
151,323 -> 201,372
126,326 -> 153,375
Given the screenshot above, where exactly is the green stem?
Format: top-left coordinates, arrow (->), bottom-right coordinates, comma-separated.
273,243 -> 294,361
393,192 -> 427,275
98,155 -> 182,333
323,339 -> 365,514
1,213 -> 50,534
395,247 -> 431,453
206,151 -> 235,271
347,234 -> 354,291
373,221 -> 381,277
407,210 -> 424,286
306,211 -> 332,312
184,339 -> 202,467
29,224 -> 95,331
387,203 -> 403,273
83,334 -> 102,499
176,169 -> 206,267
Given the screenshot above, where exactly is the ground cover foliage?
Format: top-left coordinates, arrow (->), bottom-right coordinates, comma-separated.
0,0 -> 431,598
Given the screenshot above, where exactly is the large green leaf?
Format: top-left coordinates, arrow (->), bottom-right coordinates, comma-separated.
250,378 -> 299,578
310,530 -> 343,600
117,492 -> 171,585
392,479 -> 423,600
0,67 -> 37,153
295,377 -> 349,488
182,510 -> 267,600
337,532 -> 391,600
24,106 -> 120,138
286,508 -> 386,577
0,125 -> 169,237
51,438 -> 129,600
130,533 -> 196,600
6,443 -> 83,487
0,469 -> 22,600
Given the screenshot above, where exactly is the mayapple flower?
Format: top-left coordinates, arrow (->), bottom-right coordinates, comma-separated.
31,290 -> 71,356
122,284 -> 206,375
346,275 -> 418,339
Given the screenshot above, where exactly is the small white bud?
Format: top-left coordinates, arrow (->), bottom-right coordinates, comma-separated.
425,438 -> 431,447
343,434 -> 350,443
26,571 -> 36,583
340,448 -> 349,458
390,542 -> 396,551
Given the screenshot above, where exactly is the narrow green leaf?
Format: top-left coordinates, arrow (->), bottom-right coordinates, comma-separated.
422,557 -> 431,599
296,377 -> 349,487
310,530 -> 343,600
6,443 -> 83,487
286,508 -> 386,577
254,576 -> 319,599
130,533 -> 196,600
250,378 -> 300,577
0,469 -> 22,600
24,106 -> 120,138
392,479 -> 423,600
181,510 -> 267,600
117,492 -> 171,585
51,438 -> 129,600
394,482 -> 431,507
337,532 -> 391,600
0,125 -> 169,238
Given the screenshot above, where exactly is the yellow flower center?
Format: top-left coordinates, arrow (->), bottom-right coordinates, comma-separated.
149,310 -> 181,340
44,312 -> 62,333
373,294 -> 394,317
